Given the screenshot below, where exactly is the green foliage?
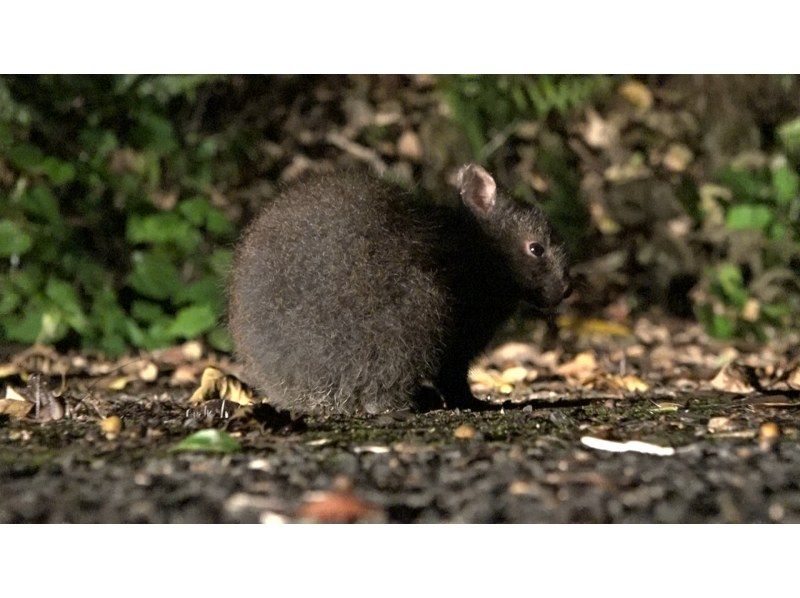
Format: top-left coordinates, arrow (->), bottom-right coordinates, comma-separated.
0,75 -> 236,354
442,75 -> 613,158
694,147 -> 800,340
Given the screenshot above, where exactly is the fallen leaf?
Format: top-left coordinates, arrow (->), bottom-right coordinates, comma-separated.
662,143 -> 693,172
397,129 -> 422,161
188,367 -> 254,406
618,80 -> 654,110
707,416 -> 735,433
485,342 -> 540,366
0,364 -> 19,379
170,429 -> 241,454
652,402 -> 680,412
710,363 -> 758,393
138,361 -> 158,382
759,422 -> 780,450
499,366 -> 530,385
580,436 -> 674,456
106,375 -> 135,390
453,424 -> 476,439
607,374 -> 650,393
170,364 -> 200,386
786,367 -> 800,390
741,298 -> 761,322
297,491 -> 381,523
557,316 -> 631,338
557,351 -> 598,382
0,388 -> 33,419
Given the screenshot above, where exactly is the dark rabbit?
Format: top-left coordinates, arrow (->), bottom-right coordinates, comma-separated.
229,165 -> 571,415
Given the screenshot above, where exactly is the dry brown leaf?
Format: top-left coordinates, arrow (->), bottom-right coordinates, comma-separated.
662,143 -> 693,172
607,374 -> 650,393
170,365 -> 200,386
0,386 -> 33,419
0,364 -> 19,379
557,351 -> 598,382
557,316 -> 631,338
397,130 -> 422,161
297,491 -> 382,523
453,424 -> 476,439
499,366 -> 530,385
618,80 -> 654,110
138,361 -> 159,382
468,367 -> 500,387
485,342 -> 540,366
759,422 -> 780,441
106,375 -> 135,391
710,363 -> 758,393
189,367 -> 254,406
707,416 -> 735,433
786,367 -> 800,390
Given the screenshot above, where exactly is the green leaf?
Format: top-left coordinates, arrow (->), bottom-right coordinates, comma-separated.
131,300 -> 166,323
127,213 -> 201,251
772,164 -> 799,205
8,265 -> 44,294
127,251 -> 181,300
778,117 -> 800,155
170,429 -> 241,454
3,297 -> 67,344
45,278 -> 88,333
717,167 -> 767,202
20,185 -> 60,223
134,111 -> 178,154
209,249 -> 233,277
174,275 -> 223,310
725,204 -> 772,230
39,157 -> 75,185
205,208 -> 234,237
710,313 -> 736,340
208,327 -> 233,352
0,282 -> 20,315
167,304 -> 217,338
6,143 -> 45,171
177,196 -> 211,225
716,264 -> 747,308
0,219 -> 33,257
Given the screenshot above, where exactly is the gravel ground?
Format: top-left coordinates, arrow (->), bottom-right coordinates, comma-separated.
2,390 -> 799,523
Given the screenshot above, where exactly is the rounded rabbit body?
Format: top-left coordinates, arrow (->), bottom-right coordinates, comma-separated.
229,165 -> 570,415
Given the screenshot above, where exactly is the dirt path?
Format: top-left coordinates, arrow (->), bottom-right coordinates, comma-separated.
2,316 -> 798,523
2,389 -> 799,523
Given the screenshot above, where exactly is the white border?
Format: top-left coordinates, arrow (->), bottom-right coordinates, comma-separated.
1,1 -> 799,72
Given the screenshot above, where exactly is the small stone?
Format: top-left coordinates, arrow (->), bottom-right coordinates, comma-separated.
453,424 -> 476,440
101,416 -> 122,439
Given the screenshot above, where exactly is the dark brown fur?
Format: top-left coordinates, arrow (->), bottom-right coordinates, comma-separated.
229,166 -> 570,415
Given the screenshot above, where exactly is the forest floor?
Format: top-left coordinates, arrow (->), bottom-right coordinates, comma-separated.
1,314 -> 799,523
